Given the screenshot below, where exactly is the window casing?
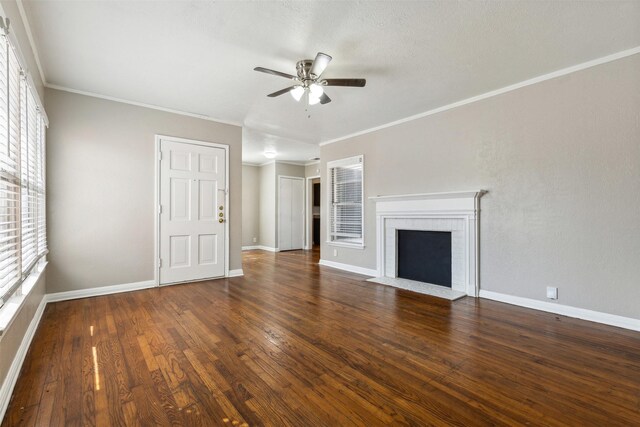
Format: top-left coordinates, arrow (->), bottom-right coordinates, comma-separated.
0,29 -> 47,309
327,155 -> 364,248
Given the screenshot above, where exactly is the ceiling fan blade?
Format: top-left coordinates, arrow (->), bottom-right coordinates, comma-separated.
254,67 -> 296,79
309,52 -> 332,78
267,86 -> 298,97
319,93 -> 331,105
324,78 -> 366,87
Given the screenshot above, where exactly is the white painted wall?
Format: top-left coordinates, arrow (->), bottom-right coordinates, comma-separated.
320,53 -> 640,319
45,88 -> 243,293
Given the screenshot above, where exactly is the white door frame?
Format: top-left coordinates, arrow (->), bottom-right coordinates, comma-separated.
277,175 -> 305,251
305,175 -> 320,250
154,134 -> 230,286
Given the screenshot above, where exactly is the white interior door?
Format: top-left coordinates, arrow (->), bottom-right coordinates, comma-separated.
159,139 -> 226,284
278,176 -> 304,251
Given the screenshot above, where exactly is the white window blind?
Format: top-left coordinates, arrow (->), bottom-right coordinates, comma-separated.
328,155 -> 364,247
0,27 -> 47,309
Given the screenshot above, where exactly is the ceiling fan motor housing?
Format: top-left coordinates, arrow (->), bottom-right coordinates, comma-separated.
296,60 -> 320,85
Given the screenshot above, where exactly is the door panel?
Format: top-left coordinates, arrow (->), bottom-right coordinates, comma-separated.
291,179 -> 304,249
170,178 -> 191,221
170,235 -> 190,267
278,177 -> 304,251
198,234 -> 217,265
160,139 -> 226,284
199,180 -> 217,221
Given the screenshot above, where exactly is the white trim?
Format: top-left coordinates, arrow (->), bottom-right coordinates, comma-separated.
327,155 -> 365,248
479,290 -> 640,332
227,269 -> 244,278
46,84 -> 242,127
372,191 -> 486,297
305,175 -> 320,250
369,190 -> 485,202
304,160 -> 320,166
242,245 -> 260,251
0,295 -> 47,422
155,135 -> 231,284
15,0 -> 46,89
319,46 -> 640,147
255,245 -> 279,252
318,259 -> 377,277
258,160 -> 308,167
47,280 -> 157,303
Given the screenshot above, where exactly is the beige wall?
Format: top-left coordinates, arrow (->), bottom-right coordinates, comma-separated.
258,162 -> 276,248
320,54 -> 640,319
45,88 -> 243,293
305,162 -> 321,178
0,0 -> 47,403
242,165 -> 260,247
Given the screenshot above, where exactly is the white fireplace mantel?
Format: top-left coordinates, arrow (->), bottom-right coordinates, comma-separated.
370,190 -> 486,298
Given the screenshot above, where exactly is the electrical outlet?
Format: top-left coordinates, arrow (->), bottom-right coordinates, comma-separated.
333,249 -> 338,257
252,237 -> 257,243
546,286 -> 558,300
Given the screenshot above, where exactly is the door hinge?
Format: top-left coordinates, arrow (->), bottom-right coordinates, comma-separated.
158,259 -> 162,268
159,204 -> 163,214
158,151 -> 163,161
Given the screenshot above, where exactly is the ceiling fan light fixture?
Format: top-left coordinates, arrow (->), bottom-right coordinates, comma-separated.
290,86 -> 304,101
264,150 -> 277,159
308,92 -> 321,106
309,83 -> 324,97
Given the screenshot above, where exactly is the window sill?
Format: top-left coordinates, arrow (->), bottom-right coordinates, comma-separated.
0,260 -> 48,338
326,241 -> 366,250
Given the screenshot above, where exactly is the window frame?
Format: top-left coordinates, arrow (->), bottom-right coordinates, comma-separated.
0,23 -> 48,313
326,155 -> 365,249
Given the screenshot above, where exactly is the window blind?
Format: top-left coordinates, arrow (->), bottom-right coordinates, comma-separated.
328,155 -> 364,246
0,29 -> 47,309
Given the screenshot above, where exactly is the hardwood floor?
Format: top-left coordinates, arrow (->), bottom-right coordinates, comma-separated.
3,249 -> 640,426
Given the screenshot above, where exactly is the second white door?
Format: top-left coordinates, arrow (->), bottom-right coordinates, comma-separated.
278,176 -> 304,251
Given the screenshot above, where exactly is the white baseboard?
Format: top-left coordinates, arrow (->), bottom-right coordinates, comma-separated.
47,280 -> 157,303
479,290 -> 640,332
318,259 -> 377,277
251,246 -> 279,252
227,269 -> 244,277
242,245 -> 260,251
0,295 -> 47,421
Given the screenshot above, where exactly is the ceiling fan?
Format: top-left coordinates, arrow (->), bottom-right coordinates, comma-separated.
254,52 -> 366,105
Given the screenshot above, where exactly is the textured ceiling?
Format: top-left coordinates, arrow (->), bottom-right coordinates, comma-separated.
23,1 -> 640,163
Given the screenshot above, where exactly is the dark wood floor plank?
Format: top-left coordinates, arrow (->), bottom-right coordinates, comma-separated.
3,248 -> 640,426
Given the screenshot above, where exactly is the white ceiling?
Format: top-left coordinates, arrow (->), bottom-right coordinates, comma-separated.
22,1 -> 640,163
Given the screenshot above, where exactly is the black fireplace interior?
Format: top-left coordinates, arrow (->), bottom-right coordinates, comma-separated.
397,230 -> 452,287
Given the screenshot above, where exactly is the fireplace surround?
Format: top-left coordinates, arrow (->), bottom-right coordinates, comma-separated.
369,190 -> 486,299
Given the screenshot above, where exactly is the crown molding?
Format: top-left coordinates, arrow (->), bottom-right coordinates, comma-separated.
319,45 -> 640,147
46,84 -> 243,127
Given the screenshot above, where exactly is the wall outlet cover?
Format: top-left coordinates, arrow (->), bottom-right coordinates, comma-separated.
253,237 -> 257,243
546,286 -> 558,300
333,249 -> 338,257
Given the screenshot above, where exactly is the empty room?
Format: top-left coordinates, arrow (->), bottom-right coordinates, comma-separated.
0,0 -> 639,425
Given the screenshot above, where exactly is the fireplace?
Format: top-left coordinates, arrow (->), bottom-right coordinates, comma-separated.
397,230 -> 452,287
369,190 -> 485,300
